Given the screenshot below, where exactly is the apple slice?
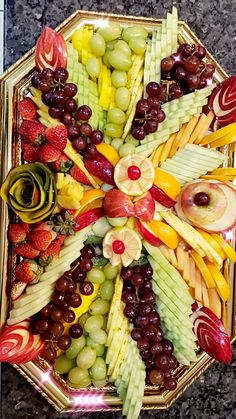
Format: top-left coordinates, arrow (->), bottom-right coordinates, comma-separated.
103,189 -> 135,219
35,27 -> 67,71
209,76 -> 236,126
74,208 -> 104,232
134,192 -> 155,222
191,305 -> 232,363
70,166 -> 92,186
136,219 -> 162,247
84,152 -> 115,185
149,184 -> 176,208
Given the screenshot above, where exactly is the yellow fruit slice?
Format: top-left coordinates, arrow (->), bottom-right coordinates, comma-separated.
74,189 -> 105,216
205,262 -> 230,302
208,131 -> 236,148
196,229 -> 226,260
211,233 -> 236,263
114,154 -> 155,196
103,226 -> 142,267
148,220 -> 179,249
189,113 -> 207,144
194,110 -> 214,145
200,122 -> 236,145
211,167 -> 236,176
96,143 -> 120,166
201,175 -> 236,181
153,168 -> 181,200
190,251 -> 215,288
159,133 -> 176,164
208,288 -> 221,319
177,115 -> 199,148
151,143 -> 165,167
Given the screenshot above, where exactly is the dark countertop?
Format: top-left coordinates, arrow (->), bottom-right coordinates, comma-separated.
2,0 -> 236,418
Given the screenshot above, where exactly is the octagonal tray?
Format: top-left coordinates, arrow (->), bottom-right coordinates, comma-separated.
0,9 -> 235,414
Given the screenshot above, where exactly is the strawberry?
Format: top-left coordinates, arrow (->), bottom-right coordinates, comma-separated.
20,222 -> 30,234
70,165 -> 92,186
57,234 -> 66,245
15,260 -> 43,283
22,140 -> 42,163
28,229 -> 56,251
45,124 -> 68,151
33,222 -> 56,235
15,243 -> 40,259
8,223 -> 27,244
11,281 -> 27,301
40,143 -> 62,163
39,237 -> 63,266
18,98 -> 38,120
19,120 -> 46,145
51,153 -> 73,172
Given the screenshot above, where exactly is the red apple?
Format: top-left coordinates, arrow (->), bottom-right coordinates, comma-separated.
103,189 -> 135,218
74,208 -> 104,232
70,166 -> 92,186
209,76 -> 236,126
149,184 -> 176,208
136,219 -> 162,247
134,192 -> 155,222
84,152 -> 115,185
35,27 -> 67,71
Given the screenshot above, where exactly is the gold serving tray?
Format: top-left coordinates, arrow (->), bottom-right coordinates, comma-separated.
0,10 -> 235,414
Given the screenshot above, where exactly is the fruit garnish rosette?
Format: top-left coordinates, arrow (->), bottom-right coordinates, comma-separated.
1,7 -> 236,418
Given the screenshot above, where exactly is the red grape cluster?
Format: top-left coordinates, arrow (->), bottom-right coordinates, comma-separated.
32,244 -> 96,363
121,264 -> 177,391
161,43 -> 215,95
131,82 -> 166,141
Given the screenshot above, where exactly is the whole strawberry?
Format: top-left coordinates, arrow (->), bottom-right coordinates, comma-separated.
39,237 -> 63,266
40,143 -> 62,163
28,229 -> 56,251
70,165 -> 92,186
19,120 -> 46,145
15,260 -> 43,283
8,223 -> 27,244
18,98 -> 38,120
51,153 -> 73,172
15,243 -> 40,259
45,124 -> 67,151
22,140 -> 42,163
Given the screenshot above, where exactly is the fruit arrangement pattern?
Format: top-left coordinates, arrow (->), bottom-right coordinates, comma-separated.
1,6 -> 236,419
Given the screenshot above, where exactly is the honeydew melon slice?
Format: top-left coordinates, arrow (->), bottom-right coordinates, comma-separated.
13,284 -> 54,309
8,293 -> 53,325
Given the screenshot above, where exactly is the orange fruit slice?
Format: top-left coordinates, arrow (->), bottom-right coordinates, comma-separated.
147,220 -> 180,249
96,143 -> 120,166
153,168 -> 180,200
114,155 -> 155,196
74,189 -> 105,216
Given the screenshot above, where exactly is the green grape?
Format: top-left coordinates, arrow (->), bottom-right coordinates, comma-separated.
115,87 -> 130,111
122,25 -> 149,43
92,378 -> 107,388
84,315 -> 104,333
103,261 -> 119,280
54,355 -> 75,374
105,123 -> 123,138
86,336 -> 105,356
65,336 -> 86,359
114,40 -> 132,57
111,70 -> 127,88
76,346 -> 97,369
111,138 -> 123,151
67,366 -> 89,385
119,142 -> 136,157
129,37 -> 147,55
108,108 -> 126,125
103,51 -> 112,67
125,134 -> 139,146
104,135 -> 112,144
90,33 -> 106,56
86,57 -> 100,79
87,267 -> 106,284
67,376 -> 91,388
106,40 -> 116,51
78,312 -> 90,329
107,216 -> 127,227
108,50 -> 132,71
100,280 -> 114,301
90,357 -> 107,380
98,21 -> 122,42
89,298 -> 110,315
89,329 -> 107,345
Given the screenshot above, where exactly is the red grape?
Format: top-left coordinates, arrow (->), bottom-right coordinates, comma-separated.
56,277 -> 70,292
146,82 -> 160,98
64,98 -> 77,113
54,67 -> 68,83
135,315 -> 149,327
67,281 -> 76,294
136,99 -> 150,114
158,85 -> 168,102
80,258 -> 93,272
41,345 -> 57,362
193,191 -> 209,206
60,112 -> 73,126
141,264 -> 153,278
123,304 -> 136,320
137,338 -> 149,351
130,273 -> 144,287
178,43 -> 192,58
50,307 -> 63,321
132,126 -> 146,141
202,63 -> 215,78
68,293 -> 82,308
150,341 -> 162,355
49,107 -> 62,118
64,83 -> 77,97
63,309 -> 76,323
194,45 -> 206,60
69,324 -> 83,338
122,291 -> 136,304
121,267 -> 133,280
174,66 -> 187,81
76,105 -> 92,121
79,123 -> 92,137
81,245 -> 96,259
90,130 -> 103,145
144,118 -> 158,134
57,334 -> 71,350
139,302 -> 152,316
39,305 -> 51,317
142,325 -> 157,341
184,56 -> 200,74
83,144 -> 98,159
41,68 -> 54,81
79,281 -> 94,296
162,339 -> 174,355
161,56 -> 174,72
72,137 -> 87,152
149,368 -> 164,385
38,79 -> 51,92
72,267 -> 86,283
155,353 -> 170,371
164,378 -> 177,390
42,92 -> 53,106
148,312 -> 160,326
168,355 -> 177,369
51,321 -> 64,338
169,83 -> 183,99
32,73 -> 42,88
36,319 -> 50,334
131,328 -> 142,341
67,124 -> 81,140
186,74 -> 200,89
51,91 -> 66,108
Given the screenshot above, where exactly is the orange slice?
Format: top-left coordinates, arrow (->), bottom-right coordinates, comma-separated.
74,189 -> 105,216
190,251 -> 215,289
153,168 -> 180,200
211,233 -> 236,263
147,220 -> 180,249
205,262 -> 230,302
196,229 -> 226,260
96,143 -> 120,167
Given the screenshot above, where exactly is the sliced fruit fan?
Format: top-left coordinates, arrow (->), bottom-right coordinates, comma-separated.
1,6 -> 236,417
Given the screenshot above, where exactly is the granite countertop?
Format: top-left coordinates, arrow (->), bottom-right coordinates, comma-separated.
2,0 -> 236,418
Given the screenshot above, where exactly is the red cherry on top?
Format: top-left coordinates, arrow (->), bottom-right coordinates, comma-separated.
112,240 -> 125,254
128,165 -> 141,180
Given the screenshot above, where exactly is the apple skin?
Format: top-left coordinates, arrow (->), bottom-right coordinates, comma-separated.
84,152 -> 115,186
70,166 -> 92,186
74,208 -> 104,232
209,76 -> 236,126
180,181 -> 227,225
35,27 -> 67,71
136,219 -> 162,247
149,184 -> 176,208
134,192 -> 155,222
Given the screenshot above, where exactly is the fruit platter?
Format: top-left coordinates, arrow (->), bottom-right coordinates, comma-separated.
0,6 -> 236,416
